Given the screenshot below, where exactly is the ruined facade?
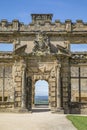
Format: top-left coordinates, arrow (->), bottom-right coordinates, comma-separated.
0,14 -> 87,114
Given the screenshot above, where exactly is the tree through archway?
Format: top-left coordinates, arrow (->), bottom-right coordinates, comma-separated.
34,80 -> 49,106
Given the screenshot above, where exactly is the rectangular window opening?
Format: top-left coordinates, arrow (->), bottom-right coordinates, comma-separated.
0,43 -> 13,52
71,66 -> 87,103
70,44 -> 87,52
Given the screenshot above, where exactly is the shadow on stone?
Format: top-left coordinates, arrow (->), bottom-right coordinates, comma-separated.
32,105 -> 50,113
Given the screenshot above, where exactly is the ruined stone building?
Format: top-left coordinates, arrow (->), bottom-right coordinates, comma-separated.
0,14 -> 87,114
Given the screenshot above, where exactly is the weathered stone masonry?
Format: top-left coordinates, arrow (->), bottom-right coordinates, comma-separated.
0,14 -> 87,113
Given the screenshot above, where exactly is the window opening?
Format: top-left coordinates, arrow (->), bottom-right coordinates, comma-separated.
70,44 -> 87,52
0,43 -> 13,52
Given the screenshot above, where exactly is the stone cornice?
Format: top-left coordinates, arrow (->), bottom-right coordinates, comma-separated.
70,52 -> 87,64
0,52 -> 13,59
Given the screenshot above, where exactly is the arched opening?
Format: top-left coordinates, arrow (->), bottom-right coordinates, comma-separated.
34,80 -> 49,107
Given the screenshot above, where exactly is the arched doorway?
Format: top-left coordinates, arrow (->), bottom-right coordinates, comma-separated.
34,80 -> 49,107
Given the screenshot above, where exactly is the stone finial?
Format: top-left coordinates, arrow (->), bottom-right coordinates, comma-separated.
1,19 -> 8,27
76,20 -> 83,23
12,19 -> 19,30
65,19 -> 72,32
31,14 -> 53,24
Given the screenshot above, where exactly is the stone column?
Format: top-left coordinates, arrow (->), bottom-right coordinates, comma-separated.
56,64 -> 61,109
32,80 -> 35,107
21,67 -> 26,108
2,66 -> 5,102
21,62 -> 27,111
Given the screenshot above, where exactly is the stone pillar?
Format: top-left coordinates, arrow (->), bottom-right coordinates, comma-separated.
56,64 -> 61,109
61,57 -> 70,113
32,80 -> 35,107
21,67 -> 26,108
21,60 -> 28,112
2,66 -> 5,102
12,58 -> 28,112
49,66 -> 57,111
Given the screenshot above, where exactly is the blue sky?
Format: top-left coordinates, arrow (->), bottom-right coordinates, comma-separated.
0,0 -> 87,23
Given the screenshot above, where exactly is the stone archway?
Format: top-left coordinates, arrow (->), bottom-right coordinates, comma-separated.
25,57 -> 62,112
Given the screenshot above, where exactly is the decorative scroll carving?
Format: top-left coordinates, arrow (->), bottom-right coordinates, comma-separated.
71,54 -> 86,59
32,32 -> 51,55
71,53 -> 87,64
50,67 -> 56,78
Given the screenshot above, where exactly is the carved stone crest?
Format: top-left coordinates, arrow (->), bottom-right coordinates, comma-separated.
32,32 -> 51,55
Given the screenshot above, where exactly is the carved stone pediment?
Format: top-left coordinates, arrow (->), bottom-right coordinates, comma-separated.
32,32 -> 51,55
56,44 -> 71,56
13,45 -> 27,55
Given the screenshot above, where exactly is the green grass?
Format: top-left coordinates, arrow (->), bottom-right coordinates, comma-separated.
67,115 -> 87,130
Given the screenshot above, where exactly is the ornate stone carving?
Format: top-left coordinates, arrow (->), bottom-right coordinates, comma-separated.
13,39 -> 20,50
13,45 -> 27,55
32,32 -> 51,55
50,67 -> 56,78
56,44 -> 71,56
71,53 -> 87,59
38,64 -> 46,73
71,53 -> 87,64
31,14 -> 53,24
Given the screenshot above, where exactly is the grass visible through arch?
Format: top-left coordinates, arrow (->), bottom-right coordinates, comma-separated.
67,115 -> 87,130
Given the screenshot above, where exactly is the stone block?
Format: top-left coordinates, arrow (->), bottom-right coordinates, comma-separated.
49,78 -> 56,82
51,97 -> 56,101
51,92 -> 56,96
15,77 -> 21,82
63,93 -> 68,97
17,72 -> 22,76
15,97 -> 21,102
63,98 -> 68,102
15,91 -> 21,97
51,87 -> 56,92
51,82 -> 56,87
18,102 -> 21,107
51,101 -> 56,107
15,87 -> 22,92
17,82 -> 22,87
16,66 -> 21,72
62,78 -> 68,82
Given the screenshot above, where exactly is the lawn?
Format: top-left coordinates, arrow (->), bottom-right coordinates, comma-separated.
67,115 -> 87,130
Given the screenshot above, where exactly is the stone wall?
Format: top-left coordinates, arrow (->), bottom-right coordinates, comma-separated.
13,58 -> 26,109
